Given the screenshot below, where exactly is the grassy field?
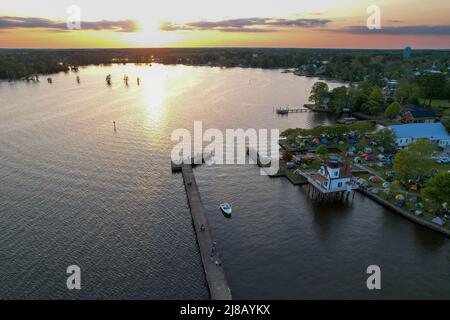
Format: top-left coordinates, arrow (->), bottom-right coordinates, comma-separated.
422,98 -> 450,115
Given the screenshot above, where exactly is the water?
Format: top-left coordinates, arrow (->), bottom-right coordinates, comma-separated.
0,64 -> 449,299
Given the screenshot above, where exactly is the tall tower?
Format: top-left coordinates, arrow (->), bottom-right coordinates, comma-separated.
403,46 -> 412,59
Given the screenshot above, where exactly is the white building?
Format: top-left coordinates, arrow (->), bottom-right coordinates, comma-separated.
308,160 -> 354,193
389,123 -> 450,148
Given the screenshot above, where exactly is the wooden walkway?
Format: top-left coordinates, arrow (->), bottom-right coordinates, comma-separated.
181,164 -> 232,300
276,107 -> 312,114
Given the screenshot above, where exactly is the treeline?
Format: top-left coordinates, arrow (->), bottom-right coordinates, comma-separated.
0,50 -> 70,79
0,48 -> 449,81
282,121 -> 376,139
309,72 -> 450,130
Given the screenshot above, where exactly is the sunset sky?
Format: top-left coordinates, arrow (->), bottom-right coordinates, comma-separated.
1,0 -> 449,48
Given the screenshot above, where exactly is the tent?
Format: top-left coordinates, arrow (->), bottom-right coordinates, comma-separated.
395,194 -> 405,201
432,217 -> 445,226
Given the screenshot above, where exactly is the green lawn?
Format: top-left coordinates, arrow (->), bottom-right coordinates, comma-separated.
285,169 -> 308,184
423,99 -> 450,115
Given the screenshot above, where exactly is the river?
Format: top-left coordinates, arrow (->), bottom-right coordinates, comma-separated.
0,64 -> 448,299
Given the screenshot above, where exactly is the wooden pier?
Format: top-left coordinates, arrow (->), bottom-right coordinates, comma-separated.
275,107 -> 312,115
180,164 -> 232,300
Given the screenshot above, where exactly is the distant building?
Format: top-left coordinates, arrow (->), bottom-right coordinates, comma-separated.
424,63 -> 442,74
383,80 -> 398,97
308,159 -> 354,193
401,104 -> 438,123
389,123 -> 450,148
403,46 -> 412,59
424,69 -> 443,75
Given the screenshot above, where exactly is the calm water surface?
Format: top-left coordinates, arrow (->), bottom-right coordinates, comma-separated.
0,64 -> 449,299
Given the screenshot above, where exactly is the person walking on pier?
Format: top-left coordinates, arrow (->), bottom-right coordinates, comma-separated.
210,242 -> 217,257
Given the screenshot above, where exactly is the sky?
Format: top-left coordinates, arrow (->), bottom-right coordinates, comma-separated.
0,0 -> 449,48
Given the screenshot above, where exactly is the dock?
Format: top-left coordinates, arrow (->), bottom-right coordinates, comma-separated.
275,107 -> 312,115
180,164 -> 232,300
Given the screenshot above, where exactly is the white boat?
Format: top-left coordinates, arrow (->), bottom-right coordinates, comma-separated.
219,203 -> 232,215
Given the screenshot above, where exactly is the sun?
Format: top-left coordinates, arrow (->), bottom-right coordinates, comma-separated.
122,19 -> 182,47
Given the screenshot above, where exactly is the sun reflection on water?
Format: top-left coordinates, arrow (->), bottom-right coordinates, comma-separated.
141,66 -> 168,122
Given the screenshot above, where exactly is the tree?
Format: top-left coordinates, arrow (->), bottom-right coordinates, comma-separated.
347,86 -> 368,112
358,81 -> 374,96
309,82 -> 329,106
442,115 -> 450,132
393,139 -> 435,179
374,128 -> 396,149
421,172 -> 450,205
328,86 -> 348,115
369,88 -> 384,106
294,124 -> 349,140
362,100 -> 382,115
384,102 -> 401,119
306,64 -> 315,76
349,121 -> 375,137
394,81 -> 420,105
418,73 -> 448,106
316,144 -> 328,155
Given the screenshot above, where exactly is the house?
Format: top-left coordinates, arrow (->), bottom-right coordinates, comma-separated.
389,123 -> 450,148
383,80 -> 398,97
423,63 -> 442,74
401,104 -> 438,123
308,159 -> 354,193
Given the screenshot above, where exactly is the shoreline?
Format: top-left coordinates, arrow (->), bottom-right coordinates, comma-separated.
0,61 -> 348,82
271,140 -> 449,237
358,188 -> 450,237
272,168 -> 450,236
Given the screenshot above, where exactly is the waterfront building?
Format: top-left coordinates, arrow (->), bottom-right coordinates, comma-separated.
308,159 -> 354,193
389,123 -> 450,148
401,104 -> 438,123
